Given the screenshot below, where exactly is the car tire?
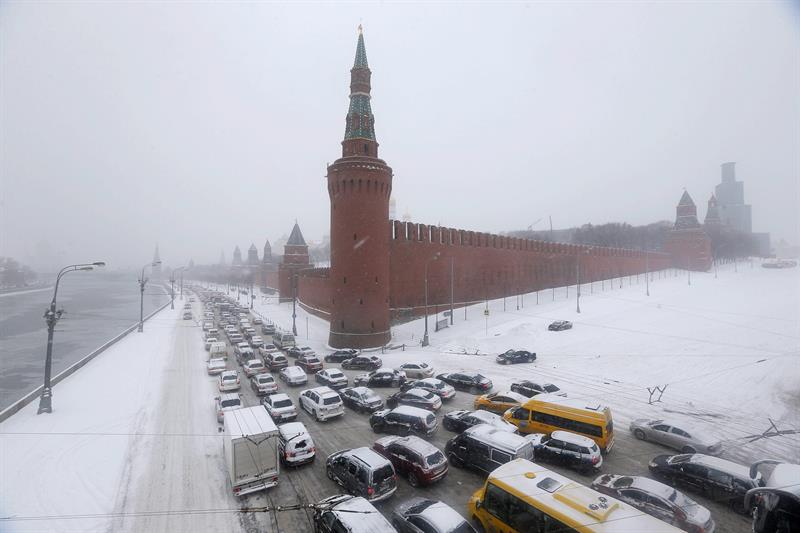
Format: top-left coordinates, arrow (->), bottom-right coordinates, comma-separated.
326,467 -> 335,481
634,429 -> 646,441
443,419 -> 453,431
682,446 -> 696,454
731,498 -> 749,515
449,453 -> 464,468
408,472 -> 420,487
315,411 -> 321,422
504,360 -> 510,365
372,423 -> 383,434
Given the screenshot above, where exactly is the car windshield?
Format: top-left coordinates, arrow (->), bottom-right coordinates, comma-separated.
372,464 -> 394,484
258,375 -> 273,383
433,382 -> 445,389
273,399 -> 292,408
329,371 -> 344,378
220,399 -> 240,408
323,396 -> 341,405
476,374 -> 488,381
544,384 -> 560,393
222,375 -> 236,381
425,451 -> 445,466
365,393 -> 381,403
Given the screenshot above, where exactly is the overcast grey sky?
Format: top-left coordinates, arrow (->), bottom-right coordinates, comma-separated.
2,1 -> 798,270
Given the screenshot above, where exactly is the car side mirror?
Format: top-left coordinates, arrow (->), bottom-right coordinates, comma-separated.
475,499 -> 482,510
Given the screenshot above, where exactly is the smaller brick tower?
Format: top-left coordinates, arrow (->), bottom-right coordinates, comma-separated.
278,222 -> 311,302
664,190 -> 712,271
327,26 -> 393,348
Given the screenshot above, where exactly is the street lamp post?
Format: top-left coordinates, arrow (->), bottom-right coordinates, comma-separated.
169,274 -> 175,309
139,260 -> 161,333
38,261 -> 106,414
422,253 -> 441,347
292,274 -> 298,336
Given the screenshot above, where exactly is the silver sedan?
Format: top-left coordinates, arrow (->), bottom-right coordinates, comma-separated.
629,418 -> 722,455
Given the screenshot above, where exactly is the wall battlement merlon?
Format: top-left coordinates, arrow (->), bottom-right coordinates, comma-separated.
389,219 -> 670,259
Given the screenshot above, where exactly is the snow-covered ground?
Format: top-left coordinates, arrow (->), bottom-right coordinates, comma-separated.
1,261 -> 797,532
249,262 -> 800,465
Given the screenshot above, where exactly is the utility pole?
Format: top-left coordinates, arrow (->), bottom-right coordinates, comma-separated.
38,261 -> 105,414
291,274 -> 298,336
139,260 -> 161,333
449,257 -> 454,326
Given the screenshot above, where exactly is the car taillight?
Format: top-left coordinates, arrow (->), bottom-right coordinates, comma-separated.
592,456 -> 599,464
367,486 -> 374,495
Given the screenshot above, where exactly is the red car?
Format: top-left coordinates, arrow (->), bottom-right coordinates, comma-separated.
372,435 -> 448,487
297,354 -> 324,374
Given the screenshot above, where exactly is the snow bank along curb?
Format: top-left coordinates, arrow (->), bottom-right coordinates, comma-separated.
0,299 -> 173,423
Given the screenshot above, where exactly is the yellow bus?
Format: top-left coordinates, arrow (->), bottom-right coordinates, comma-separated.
468,459 -> 685,533
503,394 -> 614,452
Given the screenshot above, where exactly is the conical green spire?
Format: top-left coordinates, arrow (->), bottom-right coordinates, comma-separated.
344,25 -> 376,142
354,25 -> 368,68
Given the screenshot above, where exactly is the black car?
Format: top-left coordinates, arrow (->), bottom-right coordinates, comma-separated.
442,409 -> 517,433
386,388 -> 442,411
548,320 -> 573,331
648,453 -> 761,514
496,349 -> 537,365
528,431 -> 603,474
341,386 -> 384,413
436,372 -> 492,393
354,369 -> 406,388
510,380 -> 563,398
370,406 -> 438,437
341,355 -> 382,371
285,346 -> 304,358
324,349 -> 359,363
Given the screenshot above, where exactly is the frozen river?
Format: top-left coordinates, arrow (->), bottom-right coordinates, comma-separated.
0,271 -> 170,411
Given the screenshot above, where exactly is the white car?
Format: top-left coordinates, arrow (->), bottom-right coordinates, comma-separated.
218,370 -> 240,392
398,362 -> 435,379
299,346 -> 316,357
299,386 -> 345,422
280,366 -> 308,386
202,321 -> 213,331
250,335 -> 265,349
252,317 -> 263,325
207,358 -> 226,375
204,337 -> 218,350
259,344 -> 279,357
243,359 -> 267,378
278,422 -> 315,466
215,392 -> 242,423
262,393 -> 297,422
250,373 -> 277,396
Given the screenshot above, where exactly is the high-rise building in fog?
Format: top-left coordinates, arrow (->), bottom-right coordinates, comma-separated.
715,162 -> 752,233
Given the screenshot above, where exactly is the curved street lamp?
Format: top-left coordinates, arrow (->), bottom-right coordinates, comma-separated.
422,252 -> 441,347
138,260 -> 161,333
38,261 -> 106,414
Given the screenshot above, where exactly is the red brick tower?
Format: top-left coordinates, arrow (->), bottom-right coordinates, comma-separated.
327,26 -> 393,348
664,190 -> 712,271
278,222 -> 311,302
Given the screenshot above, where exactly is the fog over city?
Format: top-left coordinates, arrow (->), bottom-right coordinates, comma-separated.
1,1 -> 798,271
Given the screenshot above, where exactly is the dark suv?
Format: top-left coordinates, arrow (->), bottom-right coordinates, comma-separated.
495,349 -> 537,365
445,424 -> 536,475
373,435 -> 448,487
370,406 -> 438,437
325,447 -> 398,502
648,453 -> 762,514
264,352 -> 289,371
436,372 -> 492,393
342,355 -> 382,371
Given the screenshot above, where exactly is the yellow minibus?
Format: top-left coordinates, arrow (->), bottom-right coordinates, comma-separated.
468,459 -> 685,532
503,394 -> 614,452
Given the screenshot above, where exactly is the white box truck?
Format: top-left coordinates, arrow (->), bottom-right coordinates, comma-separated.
223,406 -> 280,496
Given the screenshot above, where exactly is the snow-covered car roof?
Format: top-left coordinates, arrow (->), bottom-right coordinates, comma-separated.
671,454 -> 754,479
207,358 -> 225,366
551,430 -> 597,448
405,388 -> 435,399
603,475 -> 676,499
386,435 -> 440,457
401,499 -> 466,532
220,370 -> 237,378
487,391 -> 527,403
269,393 -> 291,402
278,422 -> 309,438
282,366 -> 305,376
417,378 -> 446,387
345,447 -> 392,468
392,405 -> 433,418
253,373 -> 274,382
306,386 -> 338,398
245,359 -> 263,366
322,495 -> 395,533
465,424 -> 531,450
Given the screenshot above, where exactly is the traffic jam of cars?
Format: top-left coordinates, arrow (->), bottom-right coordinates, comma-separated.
196,290 -> 796,533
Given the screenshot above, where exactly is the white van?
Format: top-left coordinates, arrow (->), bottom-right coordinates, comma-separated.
274,332 -> 296,350
209,341 -> 227,358
278,422 -> 316,466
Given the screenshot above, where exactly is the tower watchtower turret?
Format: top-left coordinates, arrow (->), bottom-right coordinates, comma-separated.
327,26 -> 392,348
